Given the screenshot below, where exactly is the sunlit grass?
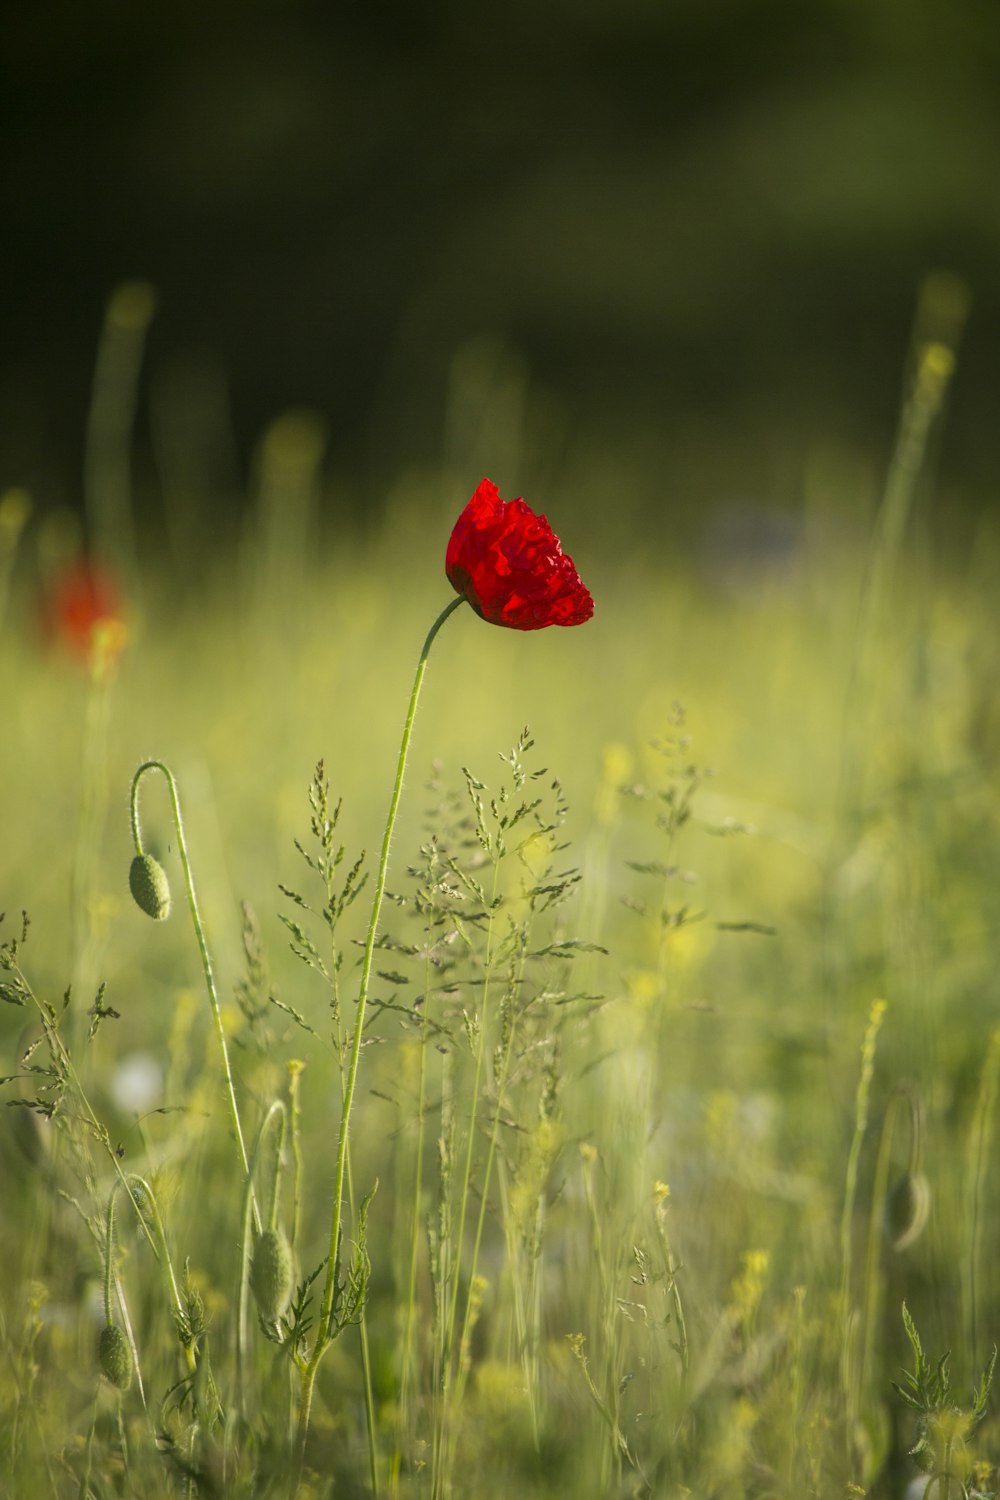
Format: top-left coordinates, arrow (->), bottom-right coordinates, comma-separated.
2,411 -> 1000,1495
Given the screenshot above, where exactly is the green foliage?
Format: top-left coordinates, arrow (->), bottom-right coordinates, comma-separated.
3,390 -> 1000,1495
894,1302 -> 997,1492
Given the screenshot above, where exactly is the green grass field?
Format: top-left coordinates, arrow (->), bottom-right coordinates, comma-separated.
2,330 -> 1000,1498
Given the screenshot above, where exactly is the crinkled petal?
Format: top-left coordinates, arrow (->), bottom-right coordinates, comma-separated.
445,480 -> 593,630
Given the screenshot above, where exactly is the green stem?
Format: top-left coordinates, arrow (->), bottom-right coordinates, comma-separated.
268,1105 -> 287,1232
130,759 -> 260,1234
71,660 -> 115,1057
103,1191 -> 117,1325
860,1089 -> 902,1404
398,941 -> 433,1447
288,1061 -> 305,1258
496,1157 -> 540,1448
290,595 -> 464,1499
963,1027 -> 1000,1372
839,999 -> 887,1442
454,945 -> 526,1408
124,1175 -> 186,1319
238,1102 -> 287,1415
341,1140 -> 380,1497
432,859 -> 501,1500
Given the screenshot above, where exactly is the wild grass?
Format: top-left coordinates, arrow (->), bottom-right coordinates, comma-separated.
2,303 -> 1000,1497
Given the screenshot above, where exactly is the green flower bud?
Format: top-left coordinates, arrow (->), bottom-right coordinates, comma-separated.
98,1323 -> 133,1391
129,853 -> 171,921
250,1228 -> 293,1322
885,1170 -> 931,1252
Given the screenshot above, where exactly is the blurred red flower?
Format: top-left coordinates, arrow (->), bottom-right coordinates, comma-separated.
44,558 -> 127,667
445,479 -> 594,630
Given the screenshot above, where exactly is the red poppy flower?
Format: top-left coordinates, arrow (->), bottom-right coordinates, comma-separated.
44,558 -> 127,666
445,479 -> 594,630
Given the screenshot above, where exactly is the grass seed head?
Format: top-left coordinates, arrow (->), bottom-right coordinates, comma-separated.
250,1228 -> 293,1322
129,853 -> 172,921
98,1323 -> 133,1391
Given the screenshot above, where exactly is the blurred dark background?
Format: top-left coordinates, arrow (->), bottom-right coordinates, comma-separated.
3,0 -> 999,547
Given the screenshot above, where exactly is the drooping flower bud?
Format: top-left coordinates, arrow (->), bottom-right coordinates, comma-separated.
129,853 -> 171,921
98,1323 -> 133,1390
249,1228 -> 293,1322
885,1171 -> 931,1251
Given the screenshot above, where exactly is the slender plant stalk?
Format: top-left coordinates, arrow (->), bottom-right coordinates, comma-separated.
963,1026 -> 1000,1372
268,1105 -> 288,1231
289,595 -> 464,1499
103,1190 -> 118,1326
581,1147 -> 625,1490
824,317 -> 962,1063
287,1061 -> 306,1259
322,828 -> 381,1500
84,280 -> 156,584
70,648 -> 118,1056
130,759 -> 260,1234
237,1102 -> 286,1415
431,858 -> 501,1500
345,1143 -> 380,1496
652,1187 -> 689,1386
399,1002 -> 430,1429
398,860 -> 445,1468
839,998 -> 887,1441
110,1268 -> 148,1412
496,1155 -> 542,1448
123,1174 -> 186,1319
453,938 -> 528,1409
839,338 -> 959,831
101,1191 -> 148,1432
859,1088 -> 903,1403
444,869 -> 501,1358
430,1046 -> 456,1451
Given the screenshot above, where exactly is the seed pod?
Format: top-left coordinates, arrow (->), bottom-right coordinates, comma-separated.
885,1170 -> 931,1251
98,1323 -> 133,1391
250,1228 -> 293,1322
129,853 -> 171,921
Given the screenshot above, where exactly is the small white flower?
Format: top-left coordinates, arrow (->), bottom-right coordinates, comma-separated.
110,1052 -> 163,1115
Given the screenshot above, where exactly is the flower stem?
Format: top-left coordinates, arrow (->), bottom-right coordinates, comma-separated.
839,998 -> 887,1444
290,595 -> 464,1498
103,1191 -> 117,1325
129,759 -> 260,1234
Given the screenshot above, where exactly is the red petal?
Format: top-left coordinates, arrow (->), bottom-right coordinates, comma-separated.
445,480 -> 593,631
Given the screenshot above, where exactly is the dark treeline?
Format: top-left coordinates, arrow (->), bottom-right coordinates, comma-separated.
3,0 -> 1000,539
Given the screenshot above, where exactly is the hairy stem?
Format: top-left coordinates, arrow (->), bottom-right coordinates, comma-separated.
130,759 -> 260,1234
290,595 -> 464,1498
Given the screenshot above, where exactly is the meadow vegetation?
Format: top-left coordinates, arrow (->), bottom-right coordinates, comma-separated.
1,309 -> 999,1498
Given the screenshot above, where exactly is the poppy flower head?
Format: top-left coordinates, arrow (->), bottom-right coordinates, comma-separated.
44,558 -> 127,672
446,479 -> 593,630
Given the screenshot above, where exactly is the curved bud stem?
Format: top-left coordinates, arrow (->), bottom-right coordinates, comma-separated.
123,1173 -> 186,1321
130,759 -> 260,1235
906,1086 -> 924,1176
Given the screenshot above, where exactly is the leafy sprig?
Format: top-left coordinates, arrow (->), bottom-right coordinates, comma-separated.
893,1302 -> 997,1487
